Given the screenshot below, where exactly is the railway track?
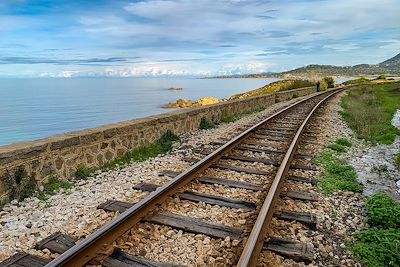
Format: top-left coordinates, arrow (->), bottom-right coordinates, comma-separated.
1,88 -> 342,267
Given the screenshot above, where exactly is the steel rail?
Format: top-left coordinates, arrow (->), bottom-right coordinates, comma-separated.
45,89 -> 337,267
236,89 -> 342,267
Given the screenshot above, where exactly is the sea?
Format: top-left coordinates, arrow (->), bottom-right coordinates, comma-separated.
0,77 -> 284,146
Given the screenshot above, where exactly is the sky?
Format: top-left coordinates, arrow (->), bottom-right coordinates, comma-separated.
0,0 -> 399,78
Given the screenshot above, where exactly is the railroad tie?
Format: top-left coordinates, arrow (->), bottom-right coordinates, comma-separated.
264,237 -> 313,263
159,170 -> 264,191
281,190 -> 319,202
5,232 -> 183,267
181,158 -> 274,176
102,249 -> 185,267
132,182 -> 257,210
98,201 -> 244,241
196,149 -> 280,166
274,210 -> 317,230
287,175 -> 318,185
0,252 -> 50,267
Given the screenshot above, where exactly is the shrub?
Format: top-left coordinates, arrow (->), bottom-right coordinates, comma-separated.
343,78 -> 371,85
323,76 -> 335,88
199,117 -> 215,129
352,228 -> 400,267
365,194 -> 400,228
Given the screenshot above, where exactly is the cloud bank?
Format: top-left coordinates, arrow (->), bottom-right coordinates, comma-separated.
0,0 -> 399,77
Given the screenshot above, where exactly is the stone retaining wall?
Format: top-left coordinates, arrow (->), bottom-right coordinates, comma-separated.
0,86 -> 316,201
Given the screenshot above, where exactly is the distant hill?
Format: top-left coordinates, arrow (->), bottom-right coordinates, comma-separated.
280,53 -> 400,77
212,52 -> 400,78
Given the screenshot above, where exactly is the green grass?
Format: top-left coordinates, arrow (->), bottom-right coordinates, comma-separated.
36,176 -> 73,201
327,143 -> 347,153
315,152 -> 362,193
327,138 -> 352,153
75,166 -> 94,180
199,117 -> 216,129
102,130 -> 179,170
365,194 -> 400,229
352,228 -> 400,267
341,82 -> 400,144
352,193 -> 400,267
335,138 -> 352,147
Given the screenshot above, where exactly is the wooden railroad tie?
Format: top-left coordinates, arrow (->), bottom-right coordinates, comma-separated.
264,237 -> 313,263
132,182 -> 257,211
98,201 -> 244,240
160,170 -> 318,186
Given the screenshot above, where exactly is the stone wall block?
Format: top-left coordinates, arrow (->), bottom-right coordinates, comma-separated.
50,136 -> 80,150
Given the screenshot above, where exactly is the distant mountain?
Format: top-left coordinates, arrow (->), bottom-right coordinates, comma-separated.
217,53 -> 400,78
279,52 -> 400,77
379,52 -> 400,66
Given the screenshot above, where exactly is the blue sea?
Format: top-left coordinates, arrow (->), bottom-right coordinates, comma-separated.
0,77 -> 282,146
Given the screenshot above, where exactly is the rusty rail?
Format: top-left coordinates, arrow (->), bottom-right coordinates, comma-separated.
236,90 -> 341,266
44,89 -> 340,267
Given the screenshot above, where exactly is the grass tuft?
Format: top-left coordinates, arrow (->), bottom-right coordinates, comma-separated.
315,152 -> 362,193
335,138 -> 352,147
75,166 -> 94,180
199,117 -> 216,129
36,176 -> 73,201
327,143 -> 347,153
103,130 -> 179,170
326,138 -> 352,153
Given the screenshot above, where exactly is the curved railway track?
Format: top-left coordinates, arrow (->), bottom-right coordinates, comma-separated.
1,88 -> 343,267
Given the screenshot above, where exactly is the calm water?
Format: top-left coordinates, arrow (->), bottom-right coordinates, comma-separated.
0,77 -> 282,146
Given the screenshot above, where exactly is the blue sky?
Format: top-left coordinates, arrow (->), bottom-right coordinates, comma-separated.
0,0 -> 399,77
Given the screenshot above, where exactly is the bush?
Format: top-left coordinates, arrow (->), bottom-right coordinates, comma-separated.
323,76 -> 335,88
365,194 -> 400,228
75,166 -> 94,180
199,117 -> 215,129
352,228 -> 400,267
